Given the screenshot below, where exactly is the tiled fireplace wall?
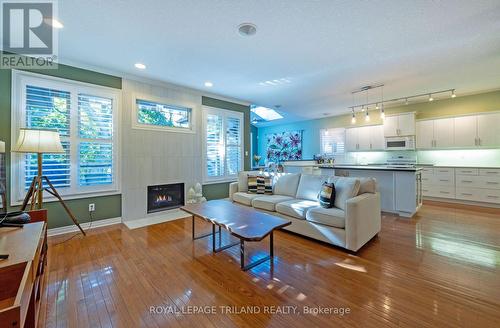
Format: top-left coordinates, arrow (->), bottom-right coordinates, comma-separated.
121,79 -> 203,221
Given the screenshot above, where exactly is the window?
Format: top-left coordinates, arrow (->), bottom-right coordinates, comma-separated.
320,128 -> 345,156
203,107 -> 244,182
11,70 -> 121,204
133,97 -> 194,133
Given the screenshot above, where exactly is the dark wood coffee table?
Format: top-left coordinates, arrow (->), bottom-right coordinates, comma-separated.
181,199 -> 291,271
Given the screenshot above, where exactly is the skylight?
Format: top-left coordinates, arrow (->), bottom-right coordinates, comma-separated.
251,106 -> 283,121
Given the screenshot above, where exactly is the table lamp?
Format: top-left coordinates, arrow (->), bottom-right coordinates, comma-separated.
12,128 -> 85,235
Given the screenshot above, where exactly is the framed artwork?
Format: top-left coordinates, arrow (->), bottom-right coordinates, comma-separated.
266,130 -> 302,163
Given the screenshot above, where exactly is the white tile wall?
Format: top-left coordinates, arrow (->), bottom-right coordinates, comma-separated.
121,79 -> 203,221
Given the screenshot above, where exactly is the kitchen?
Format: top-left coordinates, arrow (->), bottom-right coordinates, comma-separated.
282,111 -> 500,218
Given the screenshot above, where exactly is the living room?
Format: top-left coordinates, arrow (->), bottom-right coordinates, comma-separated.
0,1 -> 499,327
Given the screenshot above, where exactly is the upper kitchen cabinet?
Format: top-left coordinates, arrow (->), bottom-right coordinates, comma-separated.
477,113 -> 500,147
454,112 -> 500,148
434,118 -> 455,148
416,118 -> 454,149
370,124 -> 385,150
345,125 -> 385,151
453,115 -> 476,147
416,120 -> 434,148
383,113 -> 415,137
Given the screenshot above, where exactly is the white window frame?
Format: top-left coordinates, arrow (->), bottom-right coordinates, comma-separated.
320,128 -> 346,156
202,106 -> 244,184
131,93 -> 197,134
10,70 -> 121,205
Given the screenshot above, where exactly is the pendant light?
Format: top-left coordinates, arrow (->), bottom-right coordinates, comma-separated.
428,94 -> 434,102
451,90 -> 456,98
351,109 -> 356,124
365,109 -> 370,122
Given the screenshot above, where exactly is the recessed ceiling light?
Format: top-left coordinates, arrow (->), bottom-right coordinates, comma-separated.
238,23 -> 257,37
134,63 -> 146,69
204,81 -> 213,87
44,18 -> 64,28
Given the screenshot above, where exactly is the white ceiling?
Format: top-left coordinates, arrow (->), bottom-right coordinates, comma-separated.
57,0 -> 500,125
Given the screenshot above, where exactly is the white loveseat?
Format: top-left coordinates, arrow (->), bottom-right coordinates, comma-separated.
229,172 -> 381,252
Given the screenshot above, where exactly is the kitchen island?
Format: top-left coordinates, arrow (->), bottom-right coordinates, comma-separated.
318,165 -> 422,217
282,161 -> 423,217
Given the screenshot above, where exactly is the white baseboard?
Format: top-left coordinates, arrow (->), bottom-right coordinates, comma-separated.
47,217 -> 122,237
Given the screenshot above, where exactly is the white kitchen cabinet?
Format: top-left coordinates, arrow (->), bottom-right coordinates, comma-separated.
398,113 -> 416,136
423,166 -> 500,205
416,120 -> 434,148
370,125 -> 385,150
477,113 -> 500,147
434,118 -> 455,148
345,128 -> 359,151
383,116 -> 399,137
454,116 -> 477,147
357,126 -> 372,150
416,118 -> 454,149
346,125 -> 384,151
384,113 -> 415,137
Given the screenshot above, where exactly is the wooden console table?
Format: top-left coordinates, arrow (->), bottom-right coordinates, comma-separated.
0,210 -> 48,328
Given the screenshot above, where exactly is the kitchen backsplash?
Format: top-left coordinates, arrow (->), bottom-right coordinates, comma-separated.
416,149 -> 500,167
342,149 -> 500,166
343,151 -> 416,165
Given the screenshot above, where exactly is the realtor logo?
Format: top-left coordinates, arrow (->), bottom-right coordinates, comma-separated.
1,0 -> 58,69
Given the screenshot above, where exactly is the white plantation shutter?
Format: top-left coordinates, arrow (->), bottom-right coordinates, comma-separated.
25,85 -> 71,189
78,94 -> 113,139
226,116 -> 242,176
206,113 -> 224,178
78,94 -> 114,187
79,142 -> 113,185
204,107 -> 244,182
320,128 -> 346,155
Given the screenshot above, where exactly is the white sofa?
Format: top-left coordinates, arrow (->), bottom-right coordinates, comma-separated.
229,172 -> 381,252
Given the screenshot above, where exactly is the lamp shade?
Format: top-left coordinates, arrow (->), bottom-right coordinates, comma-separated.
0,141 -> 5,153
12,128 -> 64,154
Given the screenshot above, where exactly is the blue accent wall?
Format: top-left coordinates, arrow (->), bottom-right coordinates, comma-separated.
257,120 -> 328,160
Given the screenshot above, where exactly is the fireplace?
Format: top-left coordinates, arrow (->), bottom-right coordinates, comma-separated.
147,183 -> 185,214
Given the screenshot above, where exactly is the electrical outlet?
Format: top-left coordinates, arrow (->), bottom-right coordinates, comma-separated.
88,203 -> 95,212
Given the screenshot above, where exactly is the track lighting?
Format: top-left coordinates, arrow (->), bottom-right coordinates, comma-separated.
365,110 -> 370,122
428,94 -> 434,102
451,90 -> 456,98
351,110 -> 356,124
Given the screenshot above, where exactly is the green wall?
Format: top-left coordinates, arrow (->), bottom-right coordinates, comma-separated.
201,96 -> 251,200
257,90 -> 500,159
0,64 -> 122,229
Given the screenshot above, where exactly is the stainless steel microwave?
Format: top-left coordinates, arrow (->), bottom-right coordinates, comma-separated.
384,136 -> 415,150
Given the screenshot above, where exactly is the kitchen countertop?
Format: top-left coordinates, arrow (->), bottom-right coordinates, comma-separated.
316,164 -> 422,172
417,164 -> 500,169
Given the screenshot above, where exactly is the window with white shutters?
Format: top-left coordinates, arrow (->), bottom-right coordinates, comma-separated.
24,85 -> 71,190
203,107 -> 244,182
11,71 -> 121,204
320,128 -> 346,155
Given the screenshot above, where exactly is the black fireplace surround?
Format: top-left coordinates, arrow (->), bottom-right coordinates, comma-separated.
147,183 -> 185,214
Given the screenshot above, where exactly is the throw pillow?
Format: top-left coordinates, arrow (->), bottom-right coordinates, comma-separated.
318,182 -> 336,208
256,175 -> 273,194
247,175 -> 258,193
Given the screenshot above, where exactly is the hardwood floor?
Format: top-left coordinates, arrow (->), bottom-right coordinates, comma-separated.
40,204 -> 500,328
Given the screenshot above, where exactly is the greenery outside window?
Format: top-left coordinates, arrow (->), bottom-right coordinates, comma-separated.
132,96 -> 195,133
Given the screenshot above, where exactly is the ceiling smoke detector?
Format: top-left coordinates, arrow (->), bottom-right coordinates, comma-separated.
238,23 -> 257,37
